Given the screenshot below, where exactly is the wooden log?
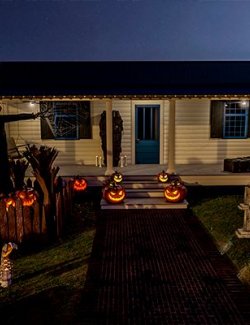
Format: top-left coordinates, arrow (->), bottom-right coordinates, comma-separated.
64,186 -> 70,219
0,201 -> 8,242
67,179 -> 74,217
8,206 -> 16,242
56,193 -> 62,238
41,205 -> 47,235
23,206 -> 32,238
32,201 -> 40,234
16,198 -> 24,243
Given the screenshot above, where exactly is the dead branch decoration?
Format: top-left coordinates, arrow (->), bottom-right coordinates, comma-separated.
23,145 -> 59,239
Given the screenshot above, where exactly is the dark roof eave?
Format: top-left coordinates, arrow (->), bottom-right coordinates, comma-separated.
1,86 -> 250,98
1,61 -> 250,98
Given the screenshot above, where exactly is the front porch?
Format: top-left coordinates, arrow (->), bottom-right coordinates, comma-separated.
26,163 -> 250,186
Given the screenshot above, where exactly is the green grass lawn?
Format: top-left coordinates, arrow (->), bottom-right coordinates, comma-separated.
0,201 -> 96,324
193,194 -> 250,285
1,189 -> 250,323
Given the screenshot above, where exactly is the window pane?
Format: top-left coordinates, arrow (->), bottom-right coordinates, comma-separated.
153,107 -> 159,140
137,107 -> 143,139
145,109 -> 151,139
40,101 -> 91,140
223,101 -> 248,138
136,105 -> 160,140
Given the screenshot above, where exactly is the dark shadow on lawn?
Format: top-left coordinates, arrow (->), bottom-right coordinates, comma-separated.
74,211 -> 107,324
0,286 -> 82,325
14,256 -> 89,282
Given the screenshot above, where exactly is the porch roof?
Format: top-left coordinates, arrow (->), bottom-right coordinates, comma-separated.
1,61 -> 250,99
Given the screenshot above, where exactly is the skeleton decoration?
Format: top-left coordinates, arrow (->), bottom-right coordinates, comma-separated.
0,242 -> 18,288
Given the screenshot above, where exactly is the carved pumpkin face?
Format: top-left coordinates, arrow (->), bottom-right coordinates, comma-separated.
103,183 -> 126,204
111,171 -> 123,184
5,196 -> 16,210
73,177 -> 88,191
157,170 -> 169,183
164,180 -> 187,203
16,188 -> 37,206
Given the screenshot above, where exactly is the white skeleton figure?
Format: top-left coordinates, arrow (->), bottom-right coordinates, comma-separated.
0,242 -> 18,288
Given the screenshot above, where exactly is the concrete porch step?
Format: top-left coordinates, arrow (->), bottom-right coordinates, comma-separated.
122,175 -> 158,181
123,182 -> 166,189
101,198 -> 188,210
126,188 -> 164,198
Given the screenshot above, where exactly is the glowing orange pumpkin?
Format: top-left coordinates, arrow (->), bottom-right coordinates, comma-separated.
164,180 -> 187,203
73,177 -> 88,191
103,182 -> 126,204
157,170 -> 169,183
111,171 -> 123,184
16,188 -> 37,206
5,196 -> 16,210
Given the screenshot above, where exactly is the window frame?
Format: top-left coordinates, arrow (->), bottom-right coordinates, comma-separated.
210,100 -> 250,139
40,101 -> 91,140
223,101 -> 249,139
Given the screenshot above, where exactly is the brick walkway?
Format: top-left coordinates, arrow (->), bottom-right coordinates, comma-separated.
76,209 -> 250,324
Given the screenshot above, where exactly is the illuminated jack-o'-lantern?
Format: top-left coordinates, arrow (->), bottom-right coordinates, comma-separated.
157,170 -> 169,183
111,171 -> 123,184
16,188 -> 37,207
103,182 -> 126,204
164,180 -> 187,203
5,196 -> 16,210
73,177 -> 88,192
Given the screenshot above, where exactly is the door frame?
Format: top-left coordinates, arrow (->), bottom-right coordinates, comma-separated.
131,100 -> 164,165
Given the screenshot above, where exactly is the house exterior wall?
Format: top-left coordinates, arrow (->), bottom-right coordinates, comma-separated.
112,100 -> 132,165
175,100 -> 250,164
4,99 -> 250,166
5,102 -> 103,165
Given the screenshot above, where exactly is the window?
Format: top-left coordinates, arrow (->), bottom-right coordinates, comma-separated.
211,100 -> 250,139
40,101 -> 91,140
136,105 -> 159,141
223,102 -> 248,138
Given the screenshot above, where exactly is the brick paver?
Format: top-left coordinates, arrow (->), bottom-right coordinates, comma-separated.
76,209 -> 250,324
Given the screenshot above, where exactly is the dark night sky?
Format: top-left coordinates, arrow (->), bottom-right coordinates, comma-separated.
1,0 -> 250,61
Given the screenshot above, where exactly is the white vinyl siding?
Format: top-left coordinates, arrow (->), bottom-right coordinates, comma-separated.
5,102 -> 103,166
112,100 -> 132,165
175,100 -> 250,164
5,100 -> 133,166
4,99 -> 250,167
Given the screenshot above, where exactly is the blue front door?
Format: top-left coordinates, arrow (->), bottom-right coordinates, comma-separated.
135,105 -> 160,164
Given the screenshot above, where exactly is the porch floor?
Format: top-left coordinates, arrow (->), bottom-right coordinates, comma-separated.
47,163 -> 250,186
55,163 -> 225,177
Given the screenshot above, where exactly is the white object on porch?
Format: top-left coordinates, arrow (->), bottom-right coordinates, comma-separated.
236,185 -> 250,238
